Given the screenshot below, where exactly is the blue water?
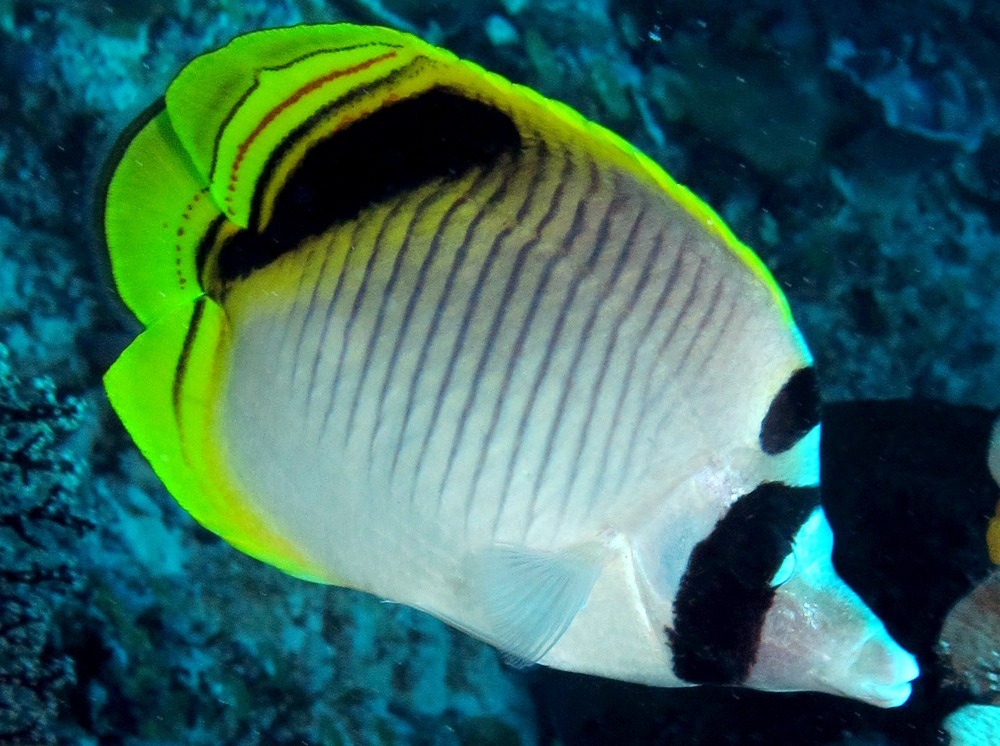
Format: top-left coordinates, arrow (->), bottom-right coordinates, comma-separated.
1,1 -> 998,744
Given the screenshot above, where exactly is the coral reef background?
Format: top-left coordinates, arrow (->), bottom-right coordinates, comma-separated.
1,0 -> 998,744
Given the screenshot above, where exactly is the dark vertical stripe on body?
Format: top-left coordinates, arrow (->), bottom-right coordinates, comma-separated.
306,218 -> 364,412
586,231 -> 688,506
576,218 -> 662,515
690,291 -> 742,382
320,197 -> 410,436
289,232 -> 336,387
459,151 -> 580,532
490,158 -> 604,537
344,182 -> 453,437
527,176 -> 632,535
369,168 -> 493,461
415,148 -> 549,509
652,256 -> 706,372
618,254 -> 707,491
391,163 -> 517,485
672,274 -> 726,379
437,147 -> 572,529
646,278 -> 745,465
554,203 -> 648,525
282,238 -> 316,370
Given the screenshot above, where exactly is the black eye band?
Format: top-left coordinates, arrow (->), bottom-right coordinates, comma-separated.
668,483 -> 820,685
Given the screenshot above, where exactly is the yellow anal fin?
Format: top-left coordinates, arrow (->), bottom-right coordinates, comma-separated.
104,297 -> 330,583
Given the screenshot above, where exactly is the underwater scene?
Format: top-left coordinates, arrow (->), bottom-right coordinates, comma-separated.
2,0 -> 1000,744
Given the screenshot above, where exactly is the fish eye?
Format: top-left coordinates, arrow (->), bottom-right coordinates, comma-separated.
770,553 -> 796,588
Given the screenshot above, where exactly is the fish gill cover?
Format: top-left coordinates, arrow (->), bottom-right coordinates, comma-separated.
0,1 -> 999,745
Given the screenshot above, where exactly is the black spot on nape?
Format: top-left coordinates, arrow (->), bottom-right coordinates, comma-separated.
217,87 -> 522,283
759,366 -> 821,455
668,483 -> 820,685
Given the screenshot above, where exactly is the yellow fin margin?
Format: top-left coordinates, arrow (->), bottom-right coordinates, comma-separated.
104,298 -> 332,583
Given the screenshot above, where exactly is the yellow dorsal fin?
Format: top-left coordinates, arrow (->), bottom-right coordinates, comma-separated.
107,23 -> 794,326
102,103 -> 218,327
165,24 -> 430,231
108,23 -> 793,327
164,23 -> 791,327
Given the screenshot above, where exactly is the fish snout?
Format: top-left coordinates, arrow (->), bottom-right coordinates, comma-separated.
831,628 -> 920,708
746,536 -> 920,707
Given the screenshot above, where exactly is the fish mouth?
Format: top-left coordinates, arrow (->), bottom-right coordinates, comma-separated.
836,679 -> 914,709
826,633 -> 921,708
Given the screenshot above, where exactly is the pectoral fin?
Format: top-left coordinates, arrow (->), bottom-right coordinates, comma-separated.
465,543 -> 604,663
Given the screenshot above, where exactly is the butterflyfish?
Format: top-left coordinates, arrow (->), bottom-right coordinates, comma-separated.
101,23 -> 919,706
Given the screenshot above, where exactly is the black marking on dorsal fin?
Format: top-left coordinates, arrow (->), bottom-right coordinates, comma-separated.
216,87 -> 522,283
759,366 -> 821,455
668,483 -> 819,685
